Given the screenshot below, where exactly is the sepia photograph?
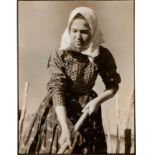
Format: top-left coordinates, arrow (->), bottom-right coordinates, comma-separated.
18,0 -> 135,154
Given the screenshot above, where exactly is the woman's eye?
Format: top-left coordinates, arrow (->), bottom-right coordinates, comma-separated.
72,29 -> 77,33
81,30 -> 89,34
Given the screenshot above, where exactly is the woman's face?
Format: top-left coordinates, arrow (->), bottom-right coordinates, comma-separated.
69,18 -> 91,52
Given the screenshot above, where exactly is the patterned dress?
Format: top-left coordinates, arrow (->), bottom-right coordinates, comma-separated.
23,46 -> 121,154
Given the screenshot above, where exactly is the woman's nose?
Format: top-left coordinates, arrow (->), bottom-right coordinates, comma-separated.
76,31 -> 82,40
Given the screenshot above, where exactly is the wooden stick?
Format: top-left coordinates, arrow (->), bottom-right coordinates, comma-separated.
125,90 -> 134,128
116,95 -> 121,139
124,128 -> 131,153
115,94 -> 121,153
19,81 -> 29,152
124,89 -> 134,153
57,109 -> 89,154
116,125 -> 121,153
74,109 -> 89,131
104,108 -> 112,153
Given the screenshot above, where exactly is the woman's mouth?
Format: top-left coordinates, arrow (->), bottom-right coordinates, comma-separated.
75,41 -> 83,46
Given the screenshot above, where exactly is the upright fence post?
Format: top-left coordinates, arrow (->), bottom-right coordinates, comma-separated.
124,90 -> 134,153
116,94 -> 121,153
104,108 -> 113,153
124,128 -> 131,153
19,81 -> 29,153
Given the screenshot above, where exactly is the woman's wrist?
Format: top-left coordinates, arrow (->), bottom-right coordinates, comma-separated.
92,89 -> 115,106
61,121 -> 69,131
55,105 -> 69,129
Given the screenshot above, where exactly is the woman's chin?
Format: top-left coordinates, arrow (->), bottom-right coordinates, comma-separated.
76,48 -> 82,52
73,46 -> 83,52
71,44 -> 86,52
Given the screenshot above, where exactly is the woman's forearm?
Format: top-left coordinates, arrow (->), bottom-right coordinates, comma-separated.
55,105 -> 69,130
55,105 -> 72,148
82,88 -> 118,115
95,88 -> 117,106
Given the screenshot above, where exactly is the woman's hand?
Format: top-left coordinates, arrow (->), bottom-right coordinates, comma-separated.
55,106 -> 72,149
82,89 -> 116,115
82,98 -> 100,115
59,126 -> 72,149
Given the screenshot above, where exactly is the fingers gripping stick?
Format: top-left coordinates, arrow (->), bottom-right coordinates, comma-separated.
57,109 -> 89,153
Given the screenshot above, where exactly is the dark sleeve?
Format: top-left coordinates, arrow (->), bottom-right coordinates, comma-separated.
47,49 -> 67,107
98,47 -> 121,91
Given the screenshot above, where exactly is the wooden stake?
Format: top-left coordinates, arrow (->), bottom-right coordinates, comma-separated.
115,94 -> 121,153
124,89 -> 134,153
104,108 -> 113,153
124,128 -> 131,153
19,81 -> 29,153
125,90 -> 134,128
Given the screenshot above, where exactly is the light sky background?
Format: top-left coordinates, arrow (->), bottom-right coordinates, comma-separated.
18,1 -> 134,136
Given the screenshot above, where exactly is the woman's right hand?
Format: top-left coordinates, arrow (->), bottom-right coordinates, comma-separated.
59,126 -> 72,149
55,106 -> 72,149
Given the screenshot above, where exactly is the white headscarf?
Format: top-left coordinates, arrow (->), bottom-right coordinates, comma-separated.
59,7 -> 104,60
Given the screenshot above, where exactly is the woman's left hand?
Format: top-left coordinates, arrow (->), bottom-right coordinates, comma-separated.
82,98 -> 100,115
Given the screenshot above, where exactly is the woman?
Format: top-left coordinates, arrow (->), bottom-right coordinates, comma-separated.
23,7 -> 121,154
